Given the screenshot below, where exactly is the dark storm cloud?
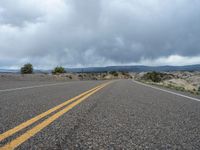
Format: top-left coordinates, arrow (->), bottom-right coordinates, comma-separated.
0,0 -> 200,68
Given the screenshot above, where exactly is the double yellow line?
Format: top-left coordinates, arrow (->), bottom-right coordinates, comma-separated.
0,82 -> 111,150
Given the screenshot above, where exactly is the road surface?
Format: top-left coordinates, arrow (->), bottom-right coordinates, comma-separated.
0,80 -> 200,149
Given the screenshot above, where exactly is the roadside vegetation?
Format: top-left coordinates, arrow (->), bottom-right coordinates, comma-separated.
15,65 -> 133,81
109,71 -> 119,77
52,66 -> 66,74
135,71 -> 200,95
141,71 -> 173,82
49,70 -> 133,80
20,63 -> 33,74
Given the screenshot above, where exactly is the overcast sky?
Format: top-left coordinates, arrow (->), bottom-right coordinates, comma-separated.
0,0 -> 200,69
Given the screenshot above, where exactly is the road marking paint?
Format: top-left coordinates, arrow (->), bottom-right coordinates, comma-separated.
0,83 -> 105,142
132,80 -> 200,102
0,82 -> 73,92
1,82 -> 110,150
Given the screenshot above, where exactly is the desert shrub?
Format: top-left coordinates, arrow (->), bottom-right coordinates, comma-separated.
142,71 -> 164,82
66,75 -> 72,79
167,84 -> 173,88
110,71 -> 118,77
78,74 -> 83,80
174,86 -> 185,91
52,66 -> 66,74
91,77 -> 97,80
121,72 -> 126,75
20,63 -> 33,74
121,72 -> 132,79
198,86 -> 200,92
102,74 -> 106,78
78,74 -> 83,78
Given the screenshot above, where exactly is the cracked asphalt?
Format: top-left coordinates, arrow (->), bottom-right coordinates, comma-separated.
1,80 -> 200,149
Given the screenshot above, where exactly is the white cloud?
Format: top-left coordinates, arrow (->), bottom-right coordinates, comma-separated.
139,55 -> 200,66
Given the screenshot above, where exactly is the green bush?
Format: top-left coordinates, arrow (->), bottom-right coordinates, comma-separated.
110,71 -> 118,77
174,86 -> 185,91
121,72 -> 126,75
78,74 -> 83,78
142,71 -> 163,82
52,66 -> 66,74
65,75 -> 72,79
20,63 -> 33,74
198,86 -> 200,92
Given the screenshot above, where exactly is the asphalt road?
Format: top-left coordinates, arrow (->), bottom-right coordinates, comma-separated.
0,79 -> 200,149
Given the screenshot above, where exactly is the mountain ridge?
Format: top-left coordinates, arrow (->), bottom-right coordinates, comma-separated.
65,64 -> 200,73
1,64 -> 200,73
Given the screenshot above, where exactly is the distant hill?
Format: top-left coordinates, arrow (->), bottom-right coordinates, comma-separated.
66,64 -> 200,73
1,64 -> 200,73
0,69 -> 19,73
0,69 -> 50,74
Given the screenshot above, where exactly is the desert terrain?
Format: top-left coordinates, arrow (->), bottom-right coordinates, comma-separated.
133,71 -> 200,95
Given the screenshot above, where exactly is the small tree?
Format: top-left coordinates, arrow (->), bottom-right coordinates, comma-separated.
20,63 -> 33,74
52,66 -> 66,74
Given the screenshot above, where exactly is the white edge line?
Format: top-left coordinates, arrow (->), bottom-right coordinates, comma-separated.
0,82 -> 71,92
132,80 -> 200,102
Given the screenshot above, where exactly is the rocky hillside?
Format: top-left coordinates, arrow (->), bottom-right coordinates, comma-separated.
134,71 -> 200,95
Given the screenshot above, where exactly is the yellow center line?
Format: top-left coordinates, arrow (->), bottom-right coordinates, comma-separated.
1,82 -> 111,150
0,82 -> 106,142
